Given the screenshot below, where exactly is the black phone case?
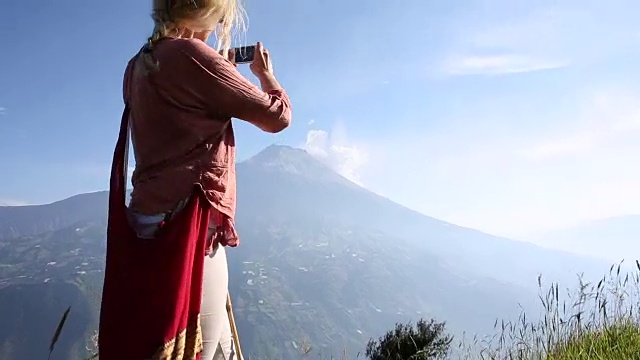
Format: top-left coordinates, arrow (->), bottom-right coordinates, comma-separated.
234,46 -> 256,64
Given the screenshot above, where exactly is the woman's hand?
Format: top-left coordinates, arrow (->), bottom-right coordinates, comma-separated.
250,42 -> 274,78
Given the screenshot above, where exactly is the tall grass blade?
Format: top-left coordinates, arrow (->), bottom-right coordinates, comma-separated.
48,306 -> 71,360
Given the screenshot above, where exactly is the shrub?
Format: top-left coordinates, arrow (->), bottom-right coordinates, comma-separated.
365,319 -> 453,360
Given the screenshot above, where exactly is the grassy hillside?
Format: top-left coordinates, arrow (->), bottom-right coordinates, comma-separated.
455,260 -> 640,360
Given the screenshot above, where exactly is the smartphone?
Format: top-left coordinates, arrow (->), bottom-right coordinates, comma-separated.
233,45 -> 256,64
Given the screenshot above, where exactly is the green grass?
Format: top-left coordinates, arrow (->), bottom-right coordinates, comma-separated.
457,260 -> 640,360
547,321 -> 640,359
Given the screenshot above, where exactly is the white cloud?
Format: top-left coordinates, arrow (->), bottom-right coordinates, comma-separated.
441,2 -> 635,76
521,133 -> 595,160
302,124 -> 368,185
444,54 -> 568,76
0,199 -> 30,206
522,90 -> 640,160
0,107 -> 6,115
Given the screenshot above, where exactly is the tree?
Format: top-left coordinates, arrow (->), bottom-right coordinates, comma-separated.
365,318 -> 453,360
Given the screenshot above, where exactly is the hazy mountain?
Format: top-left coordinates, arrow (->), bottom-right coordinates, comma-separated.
527,215 -> 640,263
235,146 -> 610,290
0,192 -> 108,238
0,145 -> 612,359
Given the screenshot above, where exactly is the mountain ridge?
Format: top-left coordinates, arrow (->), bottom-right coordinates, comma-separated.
2,145 -> 610,287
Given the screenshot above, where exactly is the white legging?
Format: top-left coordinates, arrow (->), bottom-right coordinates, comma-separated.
201,245 -> 234,360
127,208 -> 235,359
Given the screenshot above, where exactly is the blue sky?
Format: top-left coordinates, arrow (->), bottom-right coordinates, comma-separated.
1,0 -> 639,238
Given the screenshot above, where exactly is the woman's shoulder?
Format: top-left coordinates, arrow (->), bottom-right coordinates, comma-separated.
157,38 -> 224,64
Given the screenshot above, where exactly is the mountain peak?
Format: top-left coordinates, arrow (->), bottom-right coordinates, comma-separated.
243,145 -> 322,172
249,144 -> 308,162
240,145 -> 357,186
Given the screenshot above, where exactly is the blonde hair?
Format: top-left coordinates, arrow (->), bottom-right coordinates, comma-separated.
141,0 -> 246,71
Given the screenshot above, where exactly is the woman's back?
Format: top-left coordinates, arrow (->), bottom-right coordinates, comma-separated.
125,37 -> 290,217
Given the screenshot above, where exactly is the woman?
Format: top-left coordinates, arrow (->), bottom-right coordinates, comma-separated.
98,0 -> 292,359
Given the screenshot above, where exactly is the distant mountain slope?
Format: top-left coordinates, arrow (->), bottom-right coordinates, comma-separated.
0,192 -> 108,238
0,219 -> 105,360
528,215 -> 640,263
0,145 -> 612,359
236,146 -> 610,289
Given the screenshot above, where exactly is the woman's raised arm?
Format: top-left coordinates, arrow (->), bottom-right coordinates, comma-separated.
179,39 -> 292,133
